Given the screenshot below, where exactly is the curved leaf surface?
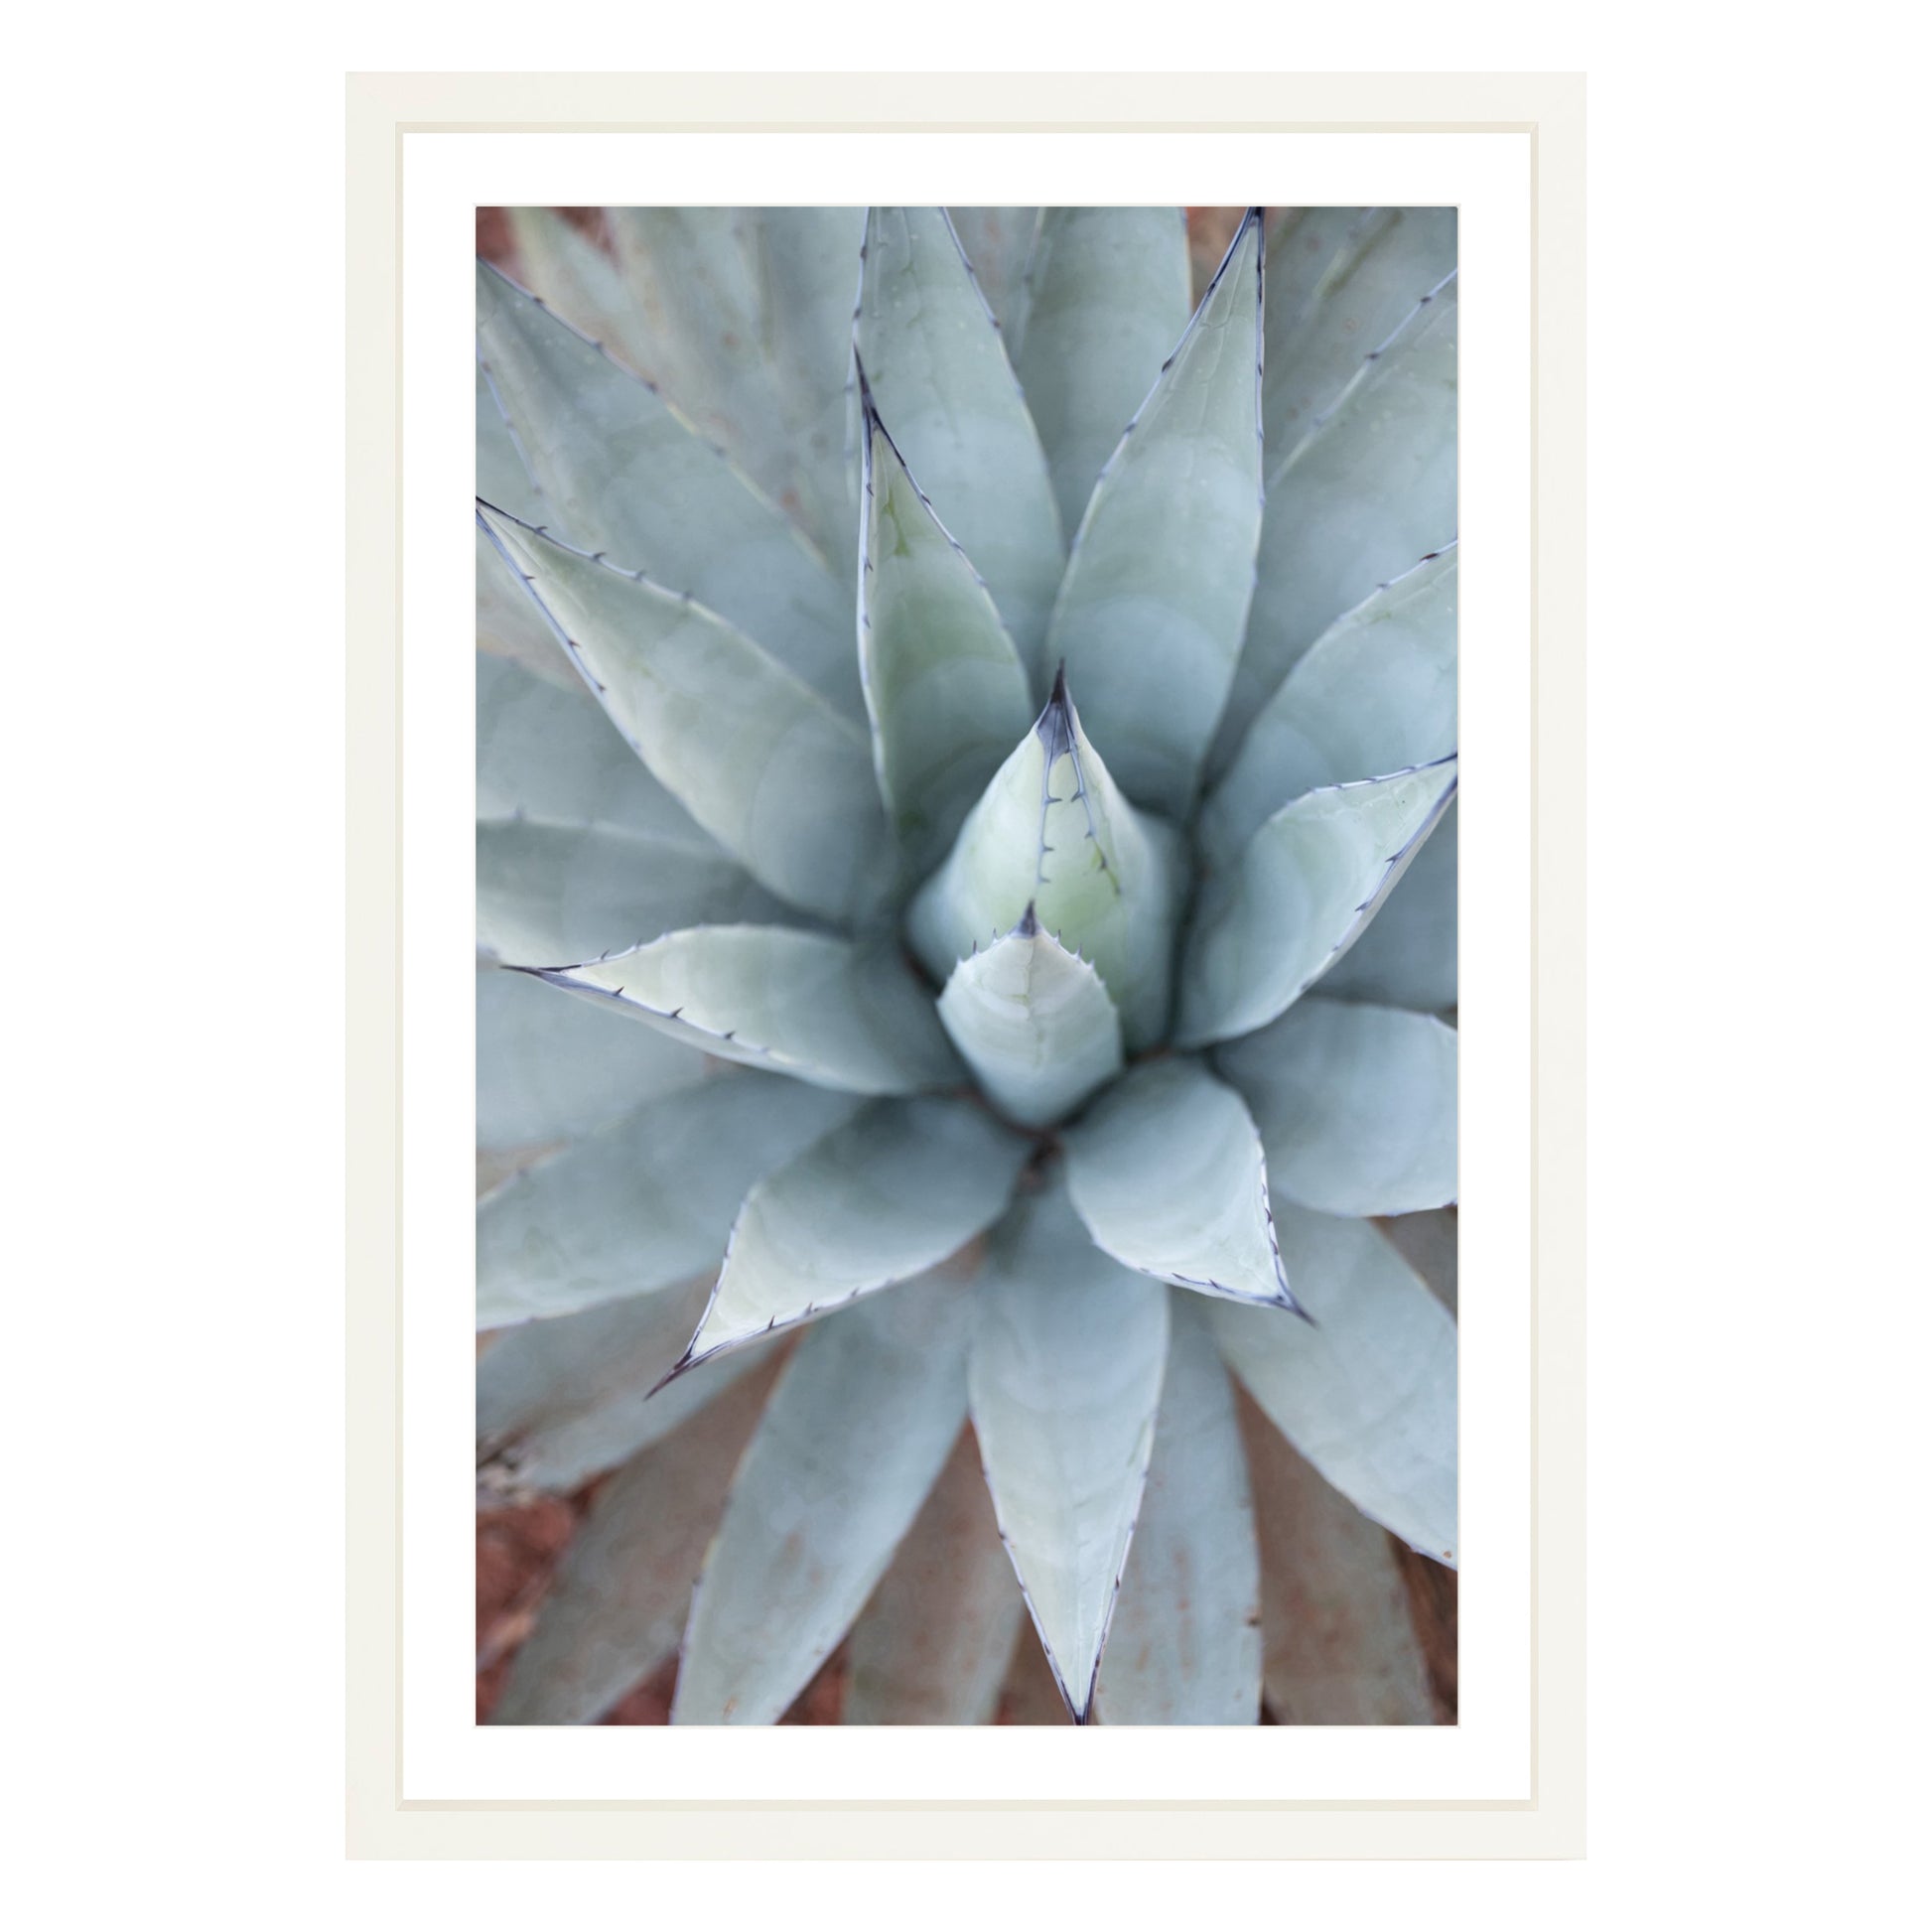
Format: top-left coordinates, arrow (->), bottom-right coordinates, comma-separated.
843,1426 -> 1025,1725
1318,800 -> 1458,1013
676,1098 -> 1028,1372
1015,206 -> 1192,535
934,909 -> 1124,1130
1044,207 -> 1265,817
476,505 -> 890,923
1096,1296 -> 1262,1724
1263,207 -> 1457,459
1377,1208 -> 1458,1317
502,207 -> 656,379
1176,759 -> 1458,1047
477,1073 -> 861,1326
477,649 -> 701,840
856,208 -> 1064,679
945,206 -> 1038,338
1203,543 -> 1457,864
969,1182 -> 1171,1722
517,924 -> 959,1096
1217,997 -> 1457,1216
477,818 -> 779,966
476,261 -> 860,715
488,1362 -> 777,1725
477,1274 -> 767,1497
1226,271 -> 1457,746
858,383 -> 1035,874
672,1276 -> 973,1724
1062,1057 -> 1300,1312
1211,1204 -> 1457,1566
906,671 -> 1183,1050
477,963 -> 708,1155
1235,1387 -> 1437,1724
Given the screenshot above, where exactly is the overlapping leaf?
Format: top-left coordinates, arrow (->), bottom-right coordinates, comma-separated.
477,261 -> 860,714
1215,997 -> 1458,1216
945,207 -> 1038,339
476,1073 -> 861,1326
518,925 -> 959,1096
843,1427 -> 1025,1725
1225,270 -> 1457,745
934,908 -> 1124,1129
476,964 -> 708,1155
674,1098 -> 1027,1373
477,1274 -> 768,1497
1014,207 -> 1193,535
476,505 -> 891,923
1061,1058 -> 1301,1312
672,1276 -> 973,1724
1211,1204 -> 1458,1566
969,1182 -> 1170,1722
1262,207 -> 1457,459
858,383 -> 1035,873
1095,1298 -> 1262,1725
1234,1387 -> 1437,1724
907,671 -> 1183,1050
1318,800 -> 1458,1013
856,207 -> 1064,680
1044,207 -> 1265,817
1203,543 -> 1457,865
488,1363 -> 778,1725
1176,759 -> 1458,1046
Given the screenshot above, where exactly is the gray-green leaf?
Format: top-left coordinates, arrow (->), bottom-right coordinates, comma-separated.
1235,1386 -> 1436,1724
1043,207 -> 1265,817
1215,996 -> 1457,1216
1015,207 -> 1192,535
1263,207 -> 1457,461
477,818 -> 780,966
477,1073 -> 861,1326
858,384 -> 1036,874
477,260 -> 860,715
1175,759 -> 1458,1047
675,1098 -> 1028,1373
1318,800 -> 1457,1013
906,671 -> 1183,1051
969,1181 -> 1171,1722
1202,543 -> 1457,865
477,963 -> 709,1155
1095,1295 -> 1262,1724
477,1274 -> 768,1497
945,207 -> 1038,338
1225,270 -> 1456,748
934,908 -> 1124,1130
856,208 -> 1064,681
476,505 -> 891,924
1061,1057 -> 1301,1312
843,1427 -> 1025,1725
672,1277 -> 973,1724
1211,1204 -> 1457,1566
516,924 -> 960,1095
488,1361 -> 777,1725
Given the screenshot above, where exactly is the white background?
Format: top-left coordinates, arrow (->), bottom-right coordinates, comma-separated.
405,128 -> 1531,1805
9,4 -> 1926,1926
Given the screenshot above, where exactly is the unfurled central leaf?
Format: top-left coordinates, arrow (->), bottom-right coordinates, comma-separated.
906,670 -> 1182,1050
934,907 -> 1125,1130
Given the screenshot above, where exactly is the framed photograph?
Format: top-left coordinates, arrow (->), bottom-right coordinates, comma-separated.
346,69 -> 1585,1858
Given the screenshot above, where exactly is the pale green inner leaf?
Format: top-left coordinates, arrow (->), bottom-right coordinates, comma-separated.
1062,1056 -> 1296,1311
1176,759 -> 1458,1046
683,1097 -> 1029,1367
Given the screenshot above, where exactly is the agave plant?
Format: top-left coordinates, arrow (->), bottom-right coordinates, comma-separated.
475,205 -> 1458,1726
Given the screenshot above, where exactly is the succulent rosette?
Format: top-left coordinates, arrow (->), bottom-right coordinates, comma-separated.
476,206 -> 1458,1725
